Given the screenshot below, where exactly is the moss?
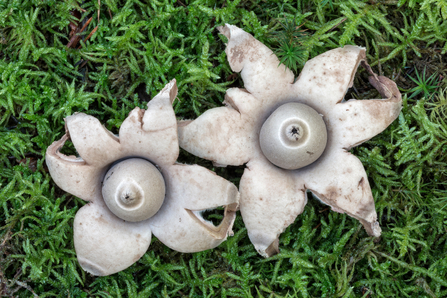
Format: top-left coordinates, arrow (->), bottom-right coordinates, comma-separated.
1,0 -> 446,297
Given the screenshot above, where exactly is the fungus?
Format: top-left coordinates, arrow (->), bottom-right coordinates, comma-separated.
46,80 -> 239,276
177,25 -> 402,257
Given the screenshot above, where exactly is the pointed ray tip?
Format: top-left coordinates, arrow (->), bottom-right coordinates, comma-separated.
370,221 -> 382,237
217,23 -> 234,38
361,219 -> 382,238
166,79 -> 178,103
159,78 -> 176,93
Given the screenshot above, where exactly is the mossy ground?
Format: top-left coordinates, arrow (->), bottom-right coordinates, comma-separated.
1,0 -> 447,297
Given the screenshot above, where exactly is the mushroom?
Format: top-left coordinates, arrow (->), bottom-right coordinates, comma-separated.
46,79 -> 239,276
177,25 -> 402,257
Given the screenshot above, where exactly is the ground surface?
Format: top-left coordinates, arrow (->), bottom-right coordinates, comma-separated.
1,0 -> 447,297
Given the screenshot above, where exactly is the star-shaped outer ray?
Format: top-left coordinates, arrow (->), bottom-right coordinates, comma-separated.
178,25 -> 402,257
46,80 -> 240,275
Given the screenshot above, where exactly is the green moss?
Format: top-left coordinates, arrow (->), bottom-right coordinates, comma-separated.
1,0 -> 447,297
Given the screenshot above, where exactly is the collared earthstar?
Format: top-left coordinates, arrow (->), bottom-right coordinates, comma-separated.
46,80 -> 240,275
177,25 -> 402,257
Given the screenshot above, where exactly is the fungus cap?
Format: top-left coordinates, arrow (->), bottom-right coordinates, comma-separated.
102,158 -> 166,222
259,102 -> 327,170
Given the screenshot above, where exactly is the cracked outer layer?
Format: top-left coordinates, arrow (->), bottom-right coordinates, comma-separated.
178,24 -> 402,257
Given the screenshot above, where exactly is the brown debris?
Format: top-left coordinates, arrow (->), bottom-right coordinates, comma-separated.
66,0 -> 100,49
17,157 -> 38,172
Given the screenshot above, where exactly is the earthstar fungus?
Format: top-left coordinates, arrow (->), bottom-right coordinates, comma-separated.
46,80 -> 239,275
178,25 -> 402,257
